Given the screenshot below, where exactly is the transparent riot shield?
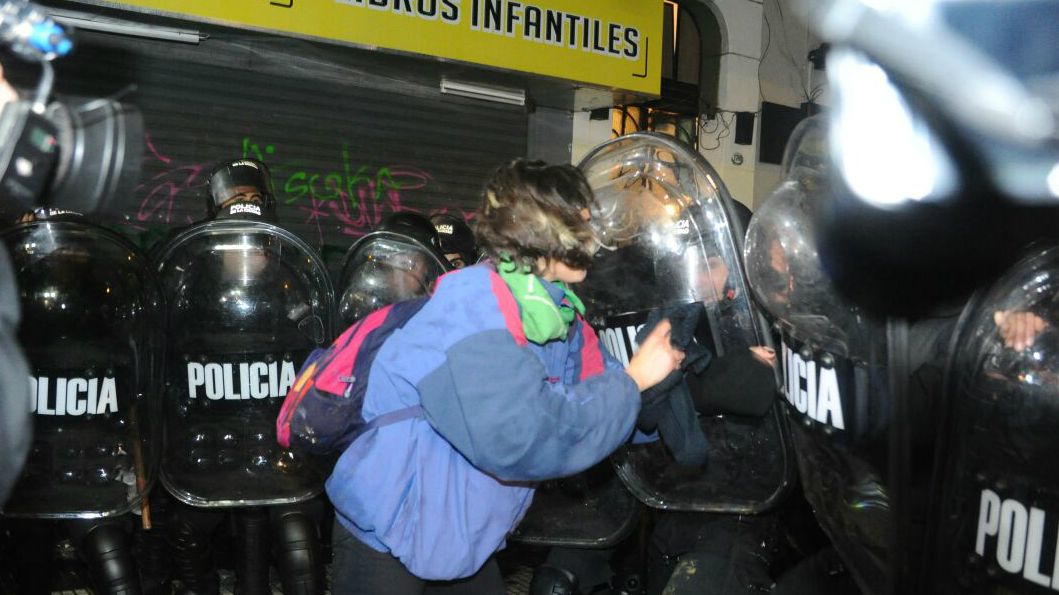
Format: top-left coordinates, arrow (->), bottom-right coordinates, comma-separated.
336,231 -> 450,328
746,116 -> 904,592
925,245 -> 1059,594
574,132 -> 794,514
155,220 -> 333,507
0,220 -> 163,518
510,460 -> 641,548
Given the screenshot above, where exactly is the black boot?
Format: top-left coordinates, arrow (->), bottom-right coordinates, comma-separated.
168,506 -> 221,595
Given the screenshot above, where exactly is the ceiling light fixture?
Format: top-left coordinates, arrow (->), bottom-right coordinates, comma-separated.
440,77 -> 525,106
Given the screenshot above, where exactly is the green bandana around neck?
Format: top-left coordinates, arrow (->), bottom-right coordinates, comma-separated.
497,259 -> 585,344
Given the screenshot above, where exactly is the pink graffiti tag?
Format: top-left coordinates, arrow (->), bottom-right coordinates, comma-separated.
133,133 -> 207,226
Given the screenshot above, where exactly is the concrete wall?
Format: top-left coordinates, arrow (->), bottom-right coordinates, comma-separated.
571,110 -> 613,166
753,0 -> 826,207
567,0 -> 825,211
697,0 -> 825,209
695,0 -> 763,211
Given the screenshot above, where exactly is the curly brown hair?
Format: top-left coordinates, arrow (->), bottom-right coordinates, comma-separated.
473,159 -> 599,273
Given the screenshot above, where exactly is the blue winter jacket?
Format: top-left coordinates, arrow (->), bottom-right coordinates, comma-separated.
325,263 -> 641,580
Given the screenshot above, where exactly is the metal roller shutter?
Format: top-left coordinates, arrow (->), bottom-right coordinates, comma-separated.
3,28 -> 528,262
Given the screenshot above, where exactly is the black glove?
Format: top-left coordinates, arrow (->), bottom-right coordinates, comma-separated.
688,348 -> 778,417
636,304 -> 711,405
635,304 -> 711,468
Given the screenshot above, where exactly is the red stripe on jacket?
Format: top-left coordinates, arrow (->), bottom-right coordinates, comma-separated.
577,318 -> 606,381
486,270 -> 528,347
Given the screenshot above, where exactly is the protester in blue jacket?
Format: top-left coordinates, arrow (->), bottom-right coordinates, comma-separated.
326,159 -> 685,594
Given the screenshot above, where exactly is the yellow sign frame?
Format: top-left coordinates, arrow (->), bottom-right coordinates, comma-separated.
100,0 -> 662,94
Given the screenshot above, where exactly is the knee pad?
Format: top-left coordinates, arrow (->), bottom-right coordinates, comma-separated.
79,521 -> 141,595
271,510 -> 323,595
530,565 -> 580,595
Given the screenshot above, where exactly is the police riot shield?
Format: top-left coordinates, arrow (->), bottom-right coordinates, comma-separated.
336,230 -> 450,328
155,220 -> 333,507
925,245 -> 1059,594
575,131 -> 794,513
746,117 -> 907,591
0,220 -> 162,518
510,459 -> 641,548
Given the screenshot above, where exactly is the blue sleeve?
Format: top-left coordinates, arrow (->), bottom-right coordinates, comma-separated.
601,337 -> 625,373
418,328 -> 641,482
597,321 -> 657,444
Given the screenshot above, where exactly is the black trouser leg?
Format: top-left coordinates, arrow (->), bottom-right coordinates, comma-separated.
234,508 -> 271,595
2,520 -> 53,595
136,492 -> 174,595
168,503 -> 223,595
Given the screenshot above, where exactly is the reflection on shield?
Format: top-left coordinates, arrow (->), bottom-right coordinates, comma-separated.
155,220 -> 334,507
746,117 -> 902,591
926,245 -> 1059,594
573,131 -> 794,514
337,233 -> 450,328
1,220 -> 163,518
595,309 -> 792,514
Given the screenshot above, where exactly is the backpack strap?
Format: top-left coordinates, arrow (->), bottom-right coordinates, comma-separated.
348,404 -> 425,444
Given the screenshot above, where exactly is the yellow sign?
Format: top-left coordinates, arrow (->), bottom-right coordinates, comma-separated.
103,0 -> 662,94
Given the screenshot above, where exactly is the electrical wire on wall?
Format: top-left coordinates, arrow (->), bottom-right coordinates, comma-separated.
760,0 -> 772,105
698,109 -> 739,151
770,0 -> 814,104
612,0 -> 831,154
697,0 -> 824,155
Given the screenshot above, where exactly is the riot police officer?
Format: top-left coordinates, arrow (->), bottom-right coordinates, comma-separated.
520,133 -> 795,595
0,207 -> 164,594
336,211 -> 452,328
744,0 -> 1059,590
430,213 -> 479,269
155,159 -> 333,595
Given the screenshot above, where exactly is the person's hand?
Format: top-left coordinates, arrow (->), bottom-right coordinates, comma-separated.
749,346 -> 777,366
993,310 -> 1048,351
625,319 -> 685,392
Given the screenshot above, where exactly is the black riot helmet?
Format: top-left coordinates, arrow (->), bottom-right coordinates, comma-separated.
335,212 -> 451,326
206,158 -> 277,222
377,212 -> 444,255
430,213 -> 479,268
